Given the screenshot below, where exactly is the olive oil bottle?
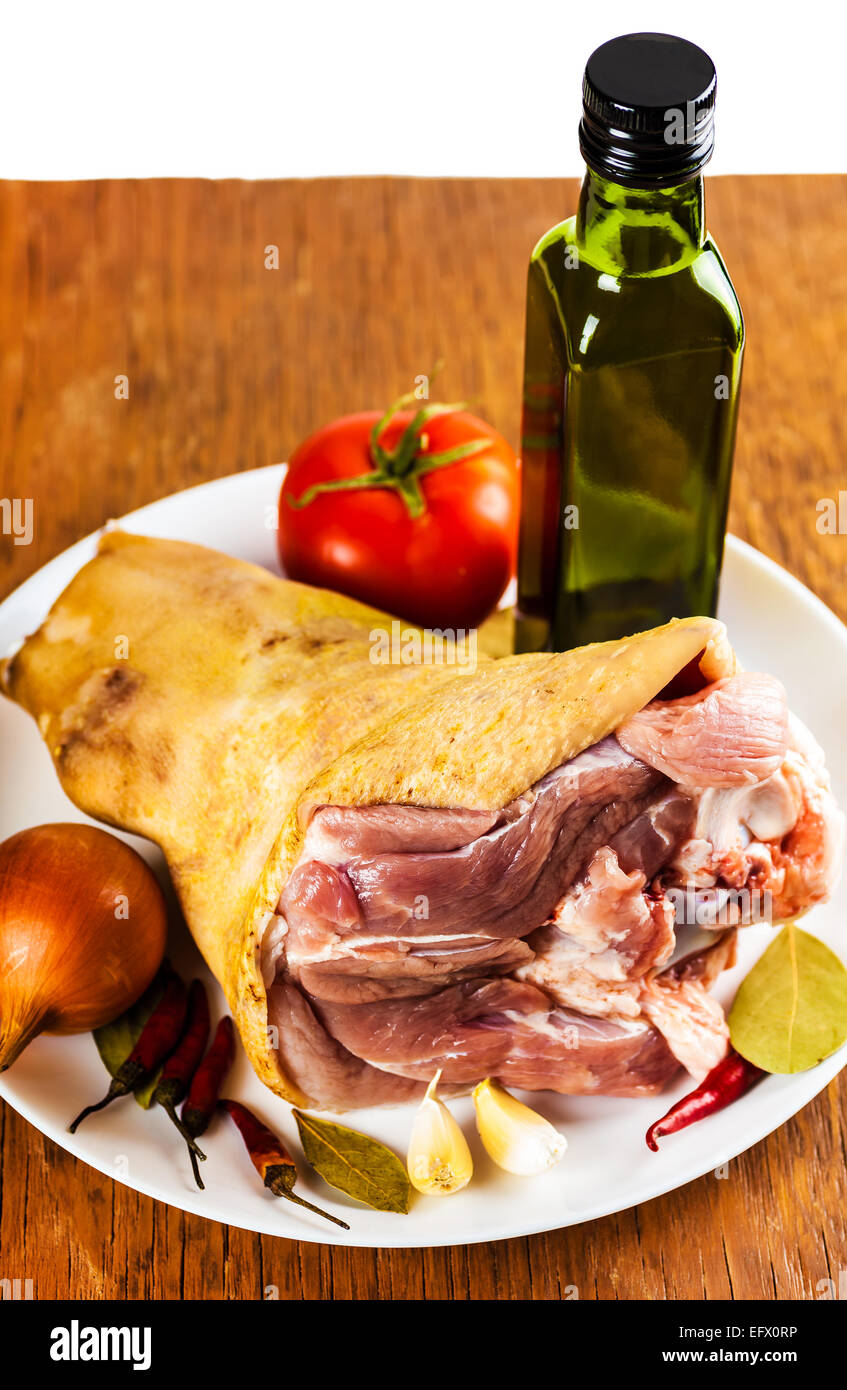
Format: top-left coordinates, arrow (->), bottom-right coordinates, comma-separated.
516,33 -> 744,652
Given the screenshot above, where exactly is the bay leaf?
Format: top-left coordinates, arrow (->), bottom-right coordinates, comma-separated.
133,1066 -> 163,1110
729,924 -> 847,1073
93,972 -> 165,1108
293,1110 -> 411,1214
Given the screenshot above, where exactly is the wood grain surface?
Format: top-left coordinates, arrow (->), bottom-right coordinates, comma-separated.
1,176 -> 846,1301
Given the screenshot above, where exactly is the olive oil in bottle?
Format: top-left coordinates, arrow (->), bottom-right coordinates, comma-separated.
516,32 -> 744,653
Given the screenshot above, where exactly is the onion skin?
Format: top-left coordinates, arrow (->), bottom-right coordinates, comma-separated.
0,823 -> 168,1070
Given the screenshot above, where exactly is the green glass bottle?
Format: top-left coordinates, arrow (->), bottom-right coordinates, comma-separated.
516,33 -> 744,653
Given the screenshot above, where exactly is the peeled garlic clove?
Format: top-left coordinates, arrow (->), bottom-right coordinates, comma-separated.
473,1078 -> 567,1176
407,1071 -> 473,1196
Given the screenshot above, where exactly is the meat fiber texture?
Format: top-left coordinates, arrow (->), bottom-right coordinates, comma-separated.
271,677 -> 843,1107
3,529 -> 766,1109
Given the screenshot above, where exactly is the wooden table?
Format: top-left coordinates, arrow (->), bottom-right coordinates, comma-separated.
1,176 -> 846,1301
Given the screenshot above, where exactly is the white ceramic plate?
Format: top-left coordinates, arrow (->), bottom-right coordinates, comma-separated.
1,465 -> 845,1248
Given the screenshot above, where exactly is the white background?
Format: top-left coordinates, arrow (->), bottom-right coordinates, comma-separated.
1,0 -> 843,178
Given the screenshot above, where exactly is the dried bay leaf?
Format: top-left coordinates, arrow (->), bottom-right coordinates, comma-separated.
293,1110 -> 411,1214
133,1065 -> 163,1110
729,924 -> 847,1073
94,971 -> 165,1108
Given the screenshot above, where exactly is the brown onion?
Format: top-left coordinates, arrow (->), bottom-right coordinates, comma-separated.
0,823 -> 168,1070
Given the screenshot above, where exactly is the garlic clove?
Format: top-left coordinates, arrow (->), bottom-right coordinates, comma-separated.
407,1070 -> 473,1196
473,1078 -> 567,1176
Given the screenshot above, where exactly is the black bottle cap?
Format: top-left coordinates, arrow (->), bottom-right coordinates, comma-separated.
579,32 -> 716,188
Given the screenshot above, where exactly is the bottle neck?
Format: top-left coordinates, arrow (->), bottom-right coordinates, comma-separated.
575,167 -> 705,277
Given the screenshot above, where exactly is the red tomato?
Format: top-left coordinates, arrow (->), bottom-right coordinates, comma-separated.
278,406 -> 519,630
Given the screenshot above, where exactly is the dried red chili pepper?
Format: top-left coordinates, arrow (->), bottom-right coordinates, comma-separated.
219,1098 -> 349,1230
151,979 -> 210,1187
181,1015 -> 235,1143
69,967 -> 188,1133
646,1048 -> 765,1151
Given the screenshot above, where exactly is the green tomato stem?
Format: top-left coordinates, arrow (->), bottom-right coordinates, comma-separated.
286,390 -> 489,518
